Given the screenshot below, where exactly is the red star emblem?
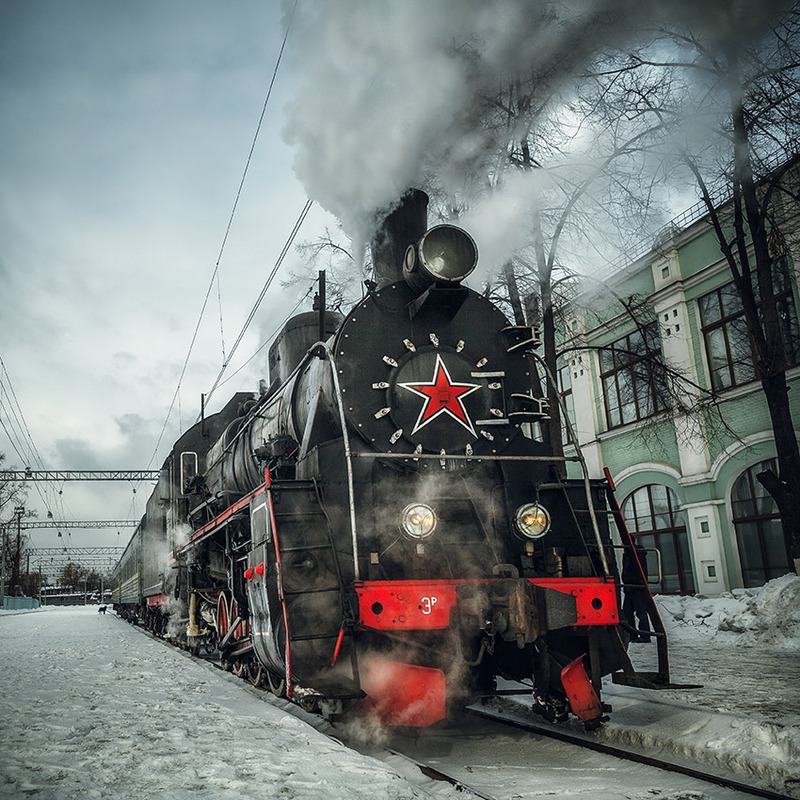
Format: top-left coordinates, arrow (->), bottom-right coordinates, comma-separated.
399,354 -> 481,437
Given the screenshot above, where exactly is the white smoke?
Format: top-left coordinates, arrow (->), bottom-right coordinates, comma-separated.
458,170 -> 551,285
283,0 -> 794,274
282,1 -> 587,241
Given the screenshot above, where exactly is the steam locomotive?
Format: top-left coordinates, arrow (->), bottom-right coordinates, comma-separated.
111,190 -> 674,728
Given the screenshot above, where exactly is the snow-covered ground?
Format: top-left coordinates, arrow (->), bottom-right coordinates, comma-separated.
0,607 -> 458,800
600,574 -> 800,796
0,575 -> 798,799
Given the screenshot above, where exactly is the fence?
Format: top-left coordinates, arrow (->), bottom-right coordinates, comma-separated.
2,596 -> 41,611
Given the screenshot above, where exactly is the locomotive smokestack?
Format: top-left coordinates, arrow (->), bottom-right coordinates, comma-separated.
370,189 -> 429,287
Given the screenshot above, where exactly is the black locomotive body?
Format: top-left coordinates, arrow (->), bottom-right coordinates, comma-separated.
112,191 -> 671,728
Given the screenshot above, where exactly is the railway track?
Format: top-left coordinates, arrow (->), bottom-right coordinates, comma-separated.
374,704 -> 797,800
126,619 -> 795,800
460,699 -> 795,800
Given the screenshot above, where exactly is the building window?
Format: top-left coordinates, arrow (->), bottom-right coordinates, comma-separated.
731,460 -> 791,587
599,323 -> 669,429
621,484 -> 696,595
558,362 -> 575,444
698,258 -> 800,391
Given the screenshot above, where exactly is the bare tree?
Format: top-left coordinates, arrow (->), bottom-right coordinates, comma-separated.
0,452 -> 28,597
59,562 -> 85,592
0,452 -> 26,519
289,226 -> 367,312
588,7 -> 800,569
460,63 -> 677,472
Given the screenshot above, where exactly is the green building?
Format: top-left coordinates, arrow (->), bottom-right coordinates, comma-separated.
560,176 -> 799,595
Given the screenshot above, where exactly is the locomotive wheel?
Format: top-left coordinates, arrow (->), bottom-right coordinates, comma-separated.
231,660 -> 247,679
265,669 -> 286,698
216,592 -> 230,638
247,660 -> 265,687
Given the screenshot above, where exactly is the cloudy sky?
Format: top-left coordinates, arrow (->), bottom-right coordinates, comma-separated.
0,1 -> 340,552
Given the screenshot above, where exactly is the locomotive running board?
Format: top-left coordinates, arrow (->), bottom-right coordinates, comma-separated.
611,671 -> 702,690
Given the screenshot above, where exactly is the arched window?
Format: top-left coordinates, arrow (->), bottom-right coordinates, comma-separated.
621,484 -> 695,595
731,460 -> 791,587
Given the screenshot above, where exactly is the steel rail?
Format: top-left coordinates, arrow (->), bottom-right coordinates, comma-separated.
113,609 -> 790,800
385,750 -> 499,800
120,615 -> 499,799
467,703 -> 794,800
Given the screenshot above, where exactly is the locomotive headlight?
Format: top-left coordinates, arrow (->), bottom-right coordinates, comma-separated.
401,503 -> 437,539
408,225 -> 478,285
514,503 -> 551,539
419,225 -> 477,281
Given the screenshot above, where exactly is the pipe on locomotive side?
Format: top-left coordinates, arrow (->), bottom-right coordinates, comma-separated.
203,330 -> 337,497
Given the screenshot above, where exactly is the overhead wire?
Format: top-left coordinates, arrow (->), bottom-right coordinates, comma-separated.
198,198 -> 314,415
145,0 -> 301,470
0,357 -> 72,540
0,357 -> 45,470
214,281 -> 317,391
4,4 -> 307,563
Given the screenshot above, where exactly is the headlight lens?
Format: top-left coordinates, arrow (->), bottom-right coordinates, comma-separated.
416,225 -> 478,283
401,503 -> 437,539
515,503 -> 551,539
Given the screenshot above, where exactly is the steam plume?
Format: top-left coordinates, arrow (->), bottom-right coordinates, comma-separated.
283,0 -> 793,271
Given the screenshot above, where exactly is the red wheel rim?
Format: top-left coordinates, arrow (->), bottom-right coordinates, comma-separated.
216,592 -> 229,638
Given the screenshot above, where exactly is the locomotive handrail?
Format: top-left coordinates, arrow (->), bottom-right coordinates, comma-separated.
325,344 -> 361,581
203,339 -> 321,478
348,452 -> 581,462
264,468 -> 294,699
526,351 -> 611,578
603,467 -> 671,685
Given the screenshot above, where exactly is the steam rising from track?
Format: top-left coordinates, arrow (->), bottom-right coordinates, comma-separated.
283,0 -> 792,275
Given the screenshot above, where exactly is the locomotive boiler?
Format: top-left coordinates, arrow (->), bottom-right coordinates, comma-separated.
112,190 -> 673,729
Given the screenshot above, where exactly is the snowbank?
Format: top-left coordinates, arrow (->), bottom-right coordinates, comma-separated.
654,573 -> 800,648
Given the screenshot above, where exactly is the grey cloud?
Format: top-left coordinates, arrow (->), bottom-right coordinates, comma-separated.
54,438 -> 102,470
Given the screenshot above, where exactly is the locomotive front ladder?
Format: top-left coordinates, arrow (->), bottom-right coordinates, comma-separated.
265,471 -> 363,702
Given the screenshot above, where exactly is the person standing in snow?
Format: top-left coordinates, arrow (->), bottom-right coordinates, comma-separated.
622,541 -> 652,642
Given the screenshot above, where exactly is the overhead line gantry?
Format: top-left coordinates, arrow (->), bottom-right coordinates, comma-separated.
16,520 -> 138,531
0,470 -> 161,482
